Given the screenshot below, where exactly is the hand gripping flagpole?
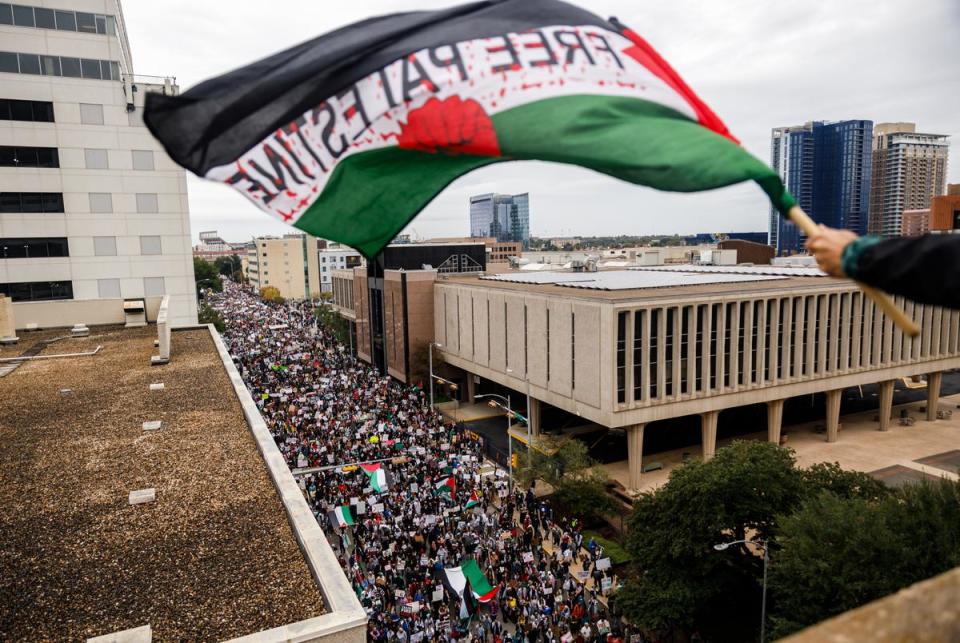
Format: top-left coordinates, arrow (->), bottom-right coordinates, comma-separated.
788,206 -> 920,337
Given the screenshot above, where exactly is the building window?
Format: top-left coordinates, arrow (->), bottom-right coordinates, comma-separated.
616,311 -> 626,404
0,146 -> 58,167
0,280 -> 72,301
0,4 -> 116,34
571,311 -> 576,390
0,98 -> 54,122
131,150 -> 154,170
135,193 -> 159,213
84,148 -> 108,169
143,276 -> 165,296
97,278 -> 120,298
0,49 -> 119,79
0,192 -> 63,212
139,235 -> 162,255
0,237 -> 68,258
88,192 -> 112,213
93,236 -> 117,256
79,103 -> 103,125
649,309 -> 660,398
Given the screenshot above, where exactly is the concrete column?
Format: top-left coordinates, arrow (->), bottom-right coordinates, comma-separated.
825,389 -> 842,443
528,397 -> 541,436
466,373 -> 476,404
927,371 -> 943,421
627,423 -> 645,491
767,399 -> 785,445
878,380 -> 894,431
701,411 -> 719,460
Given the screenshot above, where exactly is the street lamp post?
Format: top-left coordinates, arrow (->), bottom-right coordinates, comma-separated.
507,367 -> 533,466
475,393 -> 515,493
714,539 -> 769,643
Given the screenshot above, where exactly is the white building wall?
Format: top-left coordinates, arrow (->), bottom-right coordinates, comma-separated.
0,0 -> 197,328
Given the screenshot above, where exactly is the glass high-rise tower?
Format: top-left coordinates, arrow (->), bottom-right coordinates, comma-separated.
469,192 -> 530,249
768,120 -> 873,255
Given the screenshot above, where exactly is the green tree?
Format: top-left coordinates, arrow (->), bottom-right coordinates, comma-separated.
619,441 -> 805,641
516,439 -> 619,523
800,461 -> 890,501
214,254 -> 242,280
198,303 -> 225,332
769,478 -> 960,638
193,257 -> 223,292
315,302 -> 349,345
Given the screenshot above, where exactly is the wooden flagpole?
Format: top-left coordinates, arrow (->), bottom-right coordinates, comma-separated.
788,205 -> 920,337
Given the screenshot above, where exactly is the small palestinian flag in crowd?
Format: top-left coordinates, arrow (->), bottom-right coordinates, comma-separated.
464,490 -> 481,510
359,462 -> 393,493
328,505 -> 356,529
434,476 -> 456,501
444,559 -> 500,618
144,0 -> 795,260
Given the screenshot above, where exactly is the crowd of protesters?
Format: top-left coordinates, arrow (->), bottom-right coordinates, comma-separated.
209,282 -> 636,643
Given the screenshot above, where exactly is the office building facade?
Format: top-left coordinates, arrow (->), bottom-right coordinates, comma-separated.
434,267 -> 960,490
0,0 -> 197,328
246,233 -> 320,300
868,123 -> 949,238
318,245 -> 362,293
470,192 -> 530,249
769,120 -> 872,255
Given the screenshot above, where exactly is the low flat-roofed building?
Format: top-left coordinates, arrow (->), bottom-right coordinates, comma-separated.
433,266 -> 960,490
0,324 -> 364,641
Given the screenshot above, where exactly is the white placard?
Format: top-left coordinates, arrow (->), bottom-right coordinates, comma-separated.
372,503 -> 385,513
522,551 -> 534,563
432,588 -> 444,603
596,557 -> 612,571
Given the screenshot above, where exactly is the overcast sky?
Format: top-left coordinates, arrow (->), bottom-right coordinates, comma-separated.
122,0 -> 960,243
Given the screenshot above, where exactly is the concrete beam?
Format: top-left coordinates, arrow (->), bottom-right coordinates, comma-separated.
927,371 -> 943,421
701,411 -> 719,460
878,380 -> 894,431
825,389 -> 842,442
767,399 -> 785,445
627,423 -> 645,491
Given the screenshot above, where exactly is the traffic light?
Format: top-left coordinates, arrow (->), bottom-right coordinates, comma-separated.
511,453 -> 519,469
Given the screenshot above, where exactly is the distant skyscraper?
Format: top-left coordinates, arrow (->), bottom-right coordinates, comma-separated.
470,193 -> 530,249
769,120 -> 873,255
867,123 -> 949,238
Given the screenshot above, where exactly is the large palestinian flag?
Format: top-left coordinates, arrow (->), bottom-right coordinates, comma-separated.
144,0 -> 795,259
434,475 -> 457,501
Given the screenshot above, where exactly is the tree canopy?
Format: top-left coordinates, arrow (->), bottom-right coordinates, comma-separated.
193,257 -> 223,292
618,440 -> 926,642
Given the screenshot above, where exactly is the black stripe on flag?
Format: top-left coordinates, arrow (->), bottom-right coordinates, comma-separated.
144,0 -> 610,175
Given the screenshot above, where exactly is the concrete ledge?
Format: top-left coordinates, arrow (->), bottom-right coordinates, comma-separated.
206,324 -> 367,642
783,565 -> 960,642
87,624 -> 152,643
149,356 -> 169,366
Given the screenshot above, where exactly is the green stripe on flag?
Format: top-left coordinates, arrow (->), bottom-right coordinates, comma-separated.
292,95 -> 794,259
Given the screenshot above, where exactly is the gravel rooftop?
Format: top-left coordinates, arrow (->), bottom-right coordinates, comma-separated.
0,325 -> 326,641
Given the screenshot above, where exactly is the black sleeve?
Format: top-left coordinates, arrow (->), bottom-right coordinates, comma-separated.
855,235 -> 960,309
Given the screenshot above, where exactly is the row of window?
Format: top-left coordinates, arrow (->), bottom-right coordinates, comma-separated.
1,277 -> 167,302
0,146 -> 57,167
0,237 -> 67,258
0,192 -> 64,212
0,51 -> 120,81
0,146 -> 156,170
0,4 -> 116,35
0,235 -> 165,258
1,192 -> 160,213
615,294 -> 959,403
0,98 -> 54,122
